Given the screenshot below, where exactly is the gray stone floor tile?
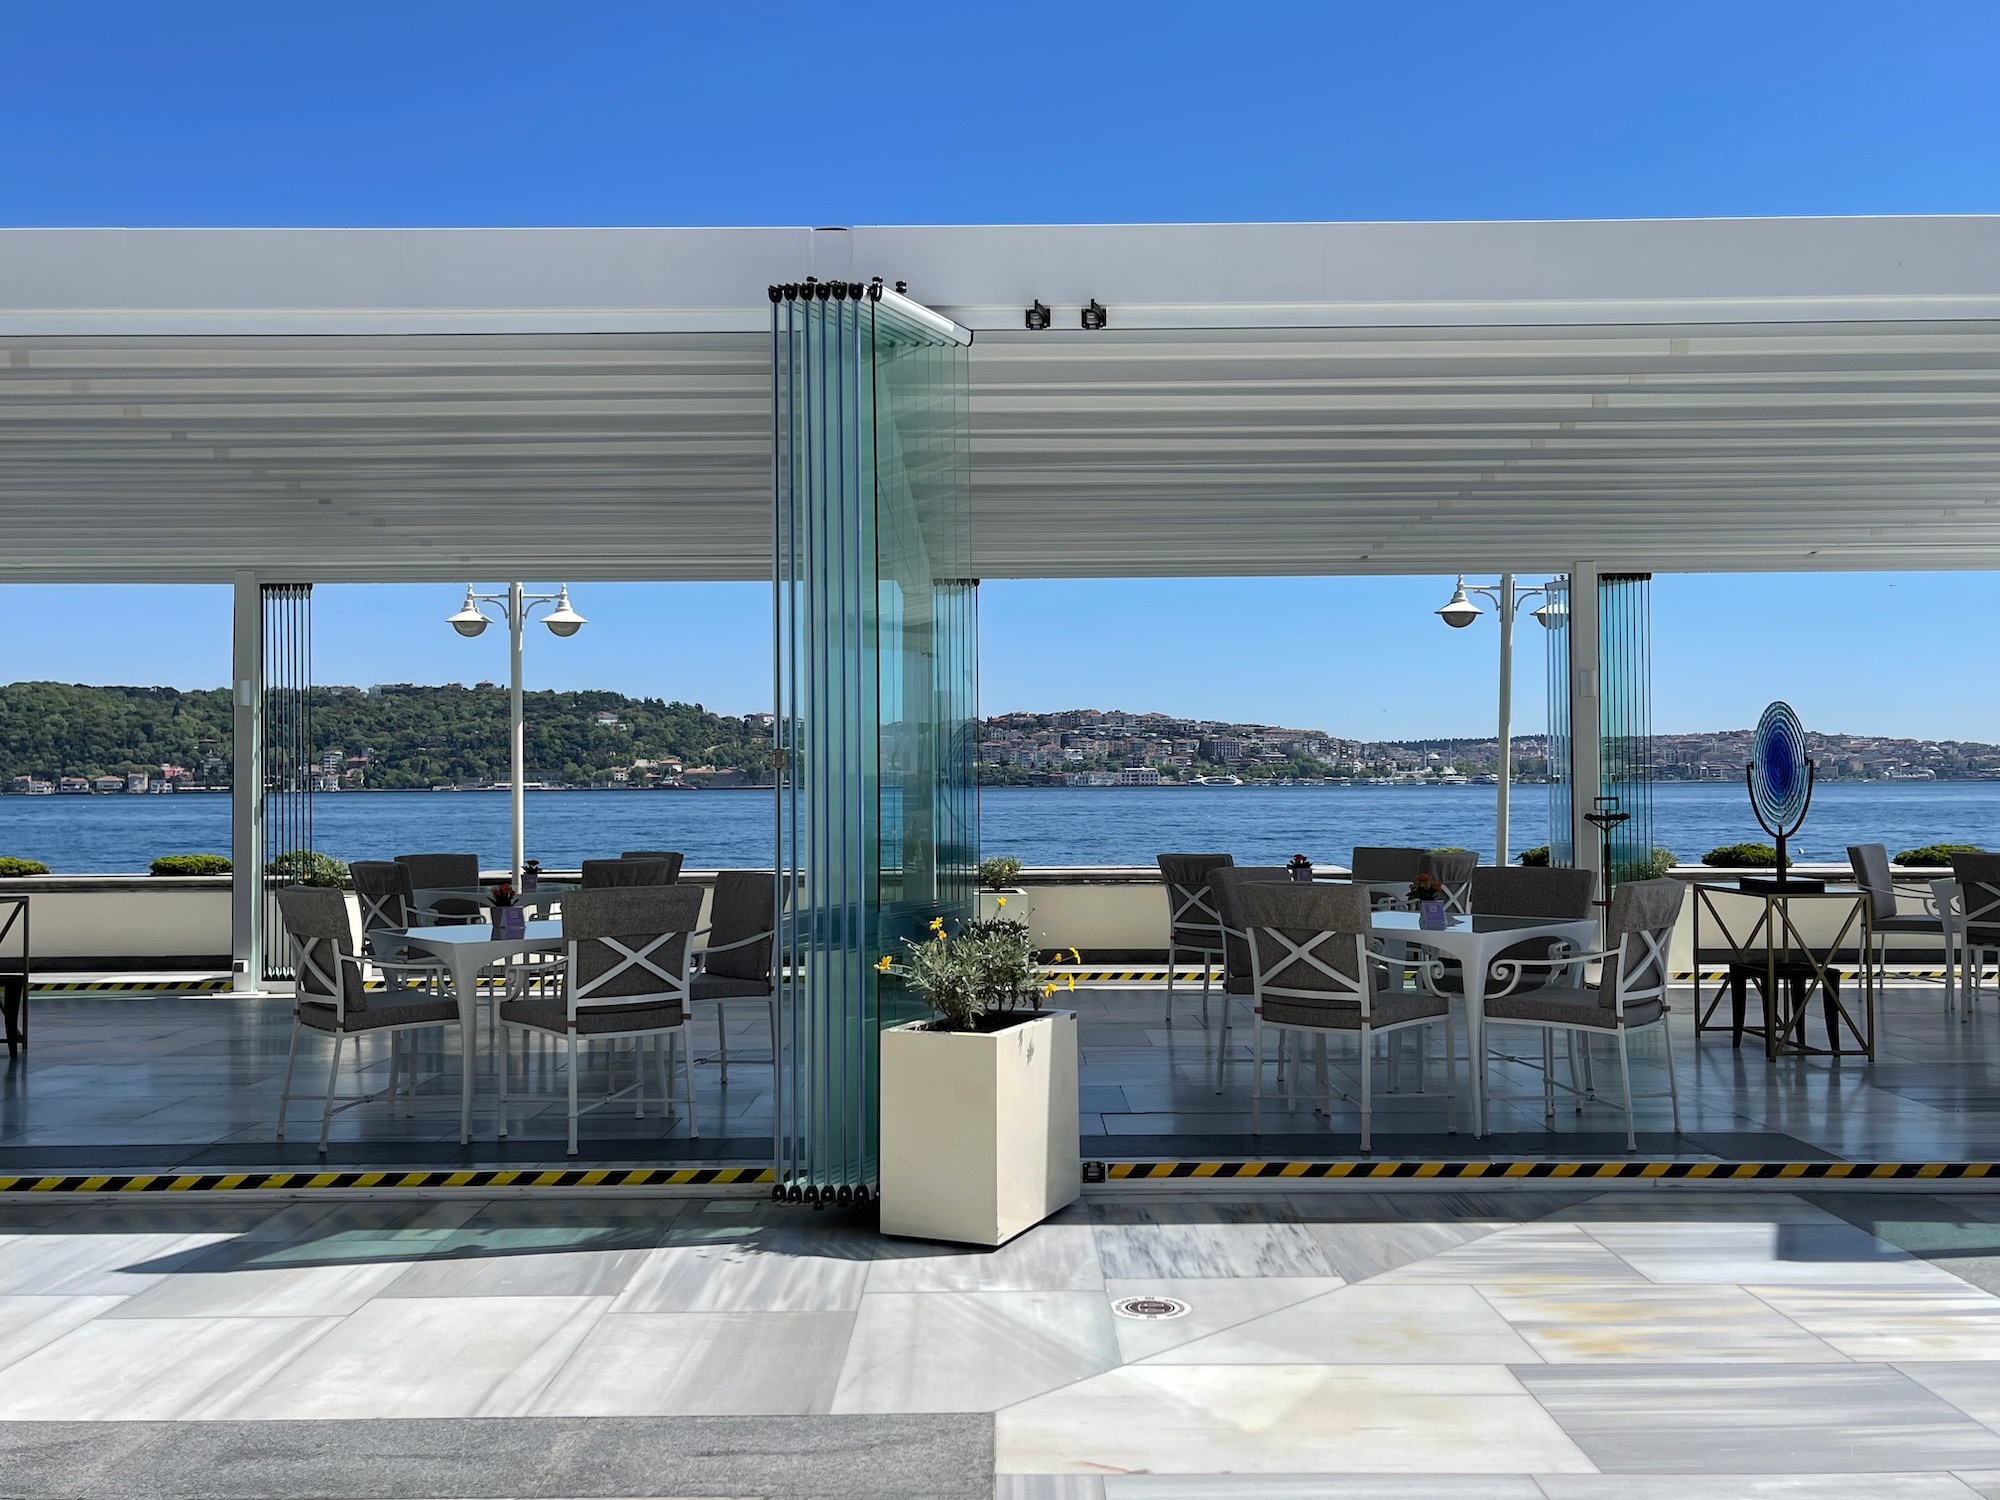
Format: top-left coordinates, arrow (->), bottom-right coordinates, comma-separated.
1482,1281 -> 1851,1363
1750,1283 -> 2000,1358
834,1290 -> 1121,1413
614,1235 -> 873,1312
0,1413 -> 994,1499
999,1477 -> 1107,1500
1516,1363 -> 2000,1472
377,1242 -> 653,1298
0,1230 -> 235,1296
1303,1218 -> 1508,1281
1144,1282 -> 1540,1364
0,1294 -> 125,1372
530,1310 -> 854,1415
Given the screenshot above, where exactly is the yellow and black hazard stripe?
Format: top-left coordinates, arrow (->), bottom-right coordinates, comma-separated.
1098,1159 -> 2000,1182
0,1165 -> 774,1195
31,977 -> 232,994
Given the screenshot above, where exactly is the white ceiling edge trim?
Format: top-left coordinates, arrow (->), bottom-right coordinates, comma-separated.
12,293 -> 2000,340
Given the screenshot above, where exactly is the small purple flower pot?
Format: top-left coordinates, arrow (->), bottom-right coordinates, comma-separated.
493,907 -> 525,939
1418,899 -> 1448,929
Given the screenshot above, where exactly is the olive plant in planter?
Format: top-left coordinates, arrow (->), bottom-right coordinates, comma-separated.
877,915 -> 1080,1246
977,854 -> 1025,922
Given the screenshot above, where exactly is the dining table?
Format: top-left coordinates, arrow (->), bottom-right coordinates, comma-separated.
1368,909 -> 1598,1137
390,918 -> 566,1142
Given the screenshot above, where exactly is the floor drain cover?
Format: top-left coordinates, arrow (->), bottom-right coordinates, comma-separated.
1113,1295 -> 1190,1320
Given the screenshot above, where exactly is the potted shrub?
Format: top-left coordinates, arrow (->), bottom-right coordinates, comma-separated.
877,915 -> 1080,1246
1895,843 -> 1983,867
977,854 -> 1025,921
1702,841 -> 1787,869
0,858 -> 49,878
264,849 -> 350,887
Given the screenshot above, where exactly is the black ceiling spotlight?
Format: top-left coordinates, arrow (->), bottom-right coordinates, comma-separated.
1081,299 -> 1108,331
1025,300 -> 1051,331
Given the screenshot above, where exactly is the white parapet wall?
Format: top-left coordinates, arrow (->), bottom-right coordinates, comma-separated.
0,876 -> 233,967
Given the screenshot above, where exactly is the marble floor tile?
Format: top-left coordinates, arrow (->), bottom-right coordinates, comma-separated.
867,1224 -> 1104,1293
1142,1283 -> 1540,1365
1750,1284 -> 2000,1359
1516,1363 -> 2000,1472
1105,1480 -> 1548,1498
1093,1221 -> 1334,1279
1535,1475 -> 1986,1498
0,1293 -> 127,1372
1480,1282 -> 1851,1363
1372,1222 -> 1647,1285
1960,1471 -> 2000,1499
218,1294 -> 612,1419
376,1241 -> 653,1298
613,1234 -> 874,1312
0,1314 -> 337,1419
105,1254 -> 415,1318
997,1363 -> 1594,1475
834,1290 -> 1121,1413
529,1309 -> 853,1415
1895,1362 -> 2000,1433
0,1230 -> 234,1296
1302,1218 -> 1509,1282
1103,1276 -> 1343,1362
998,1477 -> 1107,1500
1582,1218 -> 1969,1287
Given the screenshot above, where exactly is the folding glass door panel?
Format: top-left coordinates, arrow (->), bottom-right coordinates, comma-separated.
1544,576 -> 1574,868
1599,573 -> 1655,882
772,281 -> 975,1205
259,583 -> 314,980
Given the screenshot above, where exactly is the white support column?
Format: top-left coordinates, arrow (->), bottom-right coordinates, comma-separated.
229,572 -> 264,991
1568,561 -> 1603,902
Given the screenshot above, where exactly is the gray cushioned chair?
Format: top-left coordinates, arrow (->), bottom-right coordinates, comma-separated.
582,856 -> 678,889
1952,852 -> 2000,1008
1158,853 -> 1233,1028
1417,849 -> 1479,912
690,870 -> 776,1085
621,851 -> 686,882
274,886 -> 465,1153
1205,864 -> 1290,1090
1480,876 -> 1687,1150
1240,881 -> 1456,1151
1849,843 -> 1950,997
394,852 -> 489,922
496,885 -> 703,1155
1350,847 -> 1427,910
1436,866 -> 1598,996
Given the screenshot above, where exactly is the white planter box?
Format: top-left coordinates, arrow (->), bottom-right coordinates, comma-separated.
879,1009 -> 1080,1247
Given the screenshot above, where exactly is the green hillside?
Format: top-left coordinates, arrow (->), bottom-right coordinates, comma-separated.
0,682 -> 772,789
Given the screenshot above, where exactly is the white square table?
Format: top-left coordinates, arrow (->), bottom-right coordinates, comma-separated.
392,919 -> 566,1141
1369,909 -> 1598,1137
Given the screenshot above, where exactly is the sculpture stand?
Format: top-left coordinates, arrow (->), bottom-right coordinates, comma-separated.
1740,758 -> 1824,894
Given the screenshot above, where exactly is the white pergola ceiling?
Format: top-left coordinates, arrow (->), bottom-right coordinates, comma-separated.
4,219 -> 2000,581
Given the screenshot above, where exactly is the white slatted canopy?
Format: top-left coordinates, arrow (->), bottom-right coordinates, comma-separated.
3,218 -> 1999,580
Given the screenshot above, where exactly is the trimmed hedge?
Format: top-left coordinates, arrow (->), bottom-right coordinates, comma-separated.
1517,846 -> 1551,867
1894,843 -> 1983,866
150,853 -> 233,876
978,855 -> 1023,890
0,857 -> 49,877
1637,847 -> 1678,879
265,849 -> 349,888
1703,842 -> 1787,868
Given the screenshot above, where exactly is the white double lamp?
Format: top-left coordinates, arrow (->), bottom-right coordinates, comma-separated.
446,584 -> 586,884
1435,574 -> 1565,866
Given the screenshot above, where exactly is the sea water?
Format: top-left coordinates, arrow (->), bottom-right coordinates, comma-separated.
1,781 -> 1997,873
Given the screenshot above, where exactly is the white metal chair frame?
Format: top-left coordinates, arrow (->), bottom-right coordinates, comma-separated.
1942,877 -> 2000,1012
1481,922 -> 1680,1152
275,932 -> 462,1153
1164,880 -> 1226,1028
1247,924 -> 1457,1152
692,922 -> 777,1083
495,928 -> 700,1155
408,885 -> 496,925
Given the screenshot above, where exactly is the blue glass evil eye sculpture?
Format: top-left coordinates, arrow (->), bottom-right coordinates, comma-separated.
1752,701 -> 1811,834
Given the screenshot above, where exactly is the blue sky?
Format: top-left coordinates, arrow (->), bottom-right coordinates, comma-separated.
4,3 -> 1998,740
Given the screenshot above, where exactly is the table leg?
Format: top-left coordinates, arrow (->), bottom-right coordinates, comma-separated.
1464,960 -> 1486,1139
453,953 -> 477,1145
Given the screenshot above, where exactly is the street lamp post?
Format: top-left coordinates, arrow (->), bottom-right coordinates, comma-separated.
1435,573 -> 1560,865
447,583 -> 586,884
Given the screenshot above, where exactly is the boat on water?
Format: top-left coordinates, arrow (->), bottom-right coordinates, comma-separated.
1436,773 -> 1471,786
1188,774 -> 1244,786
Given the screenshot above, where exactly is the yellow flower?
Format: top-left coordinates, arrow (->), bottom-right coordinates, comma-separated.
929,916 -> 945,932
1067,974 -> 1076,991
1042,983 -> 1057,998
1069,947 -> 1082,964
875,955 -> 893,972
995,896 -> 1007,908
